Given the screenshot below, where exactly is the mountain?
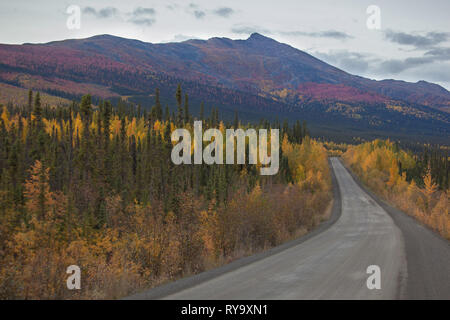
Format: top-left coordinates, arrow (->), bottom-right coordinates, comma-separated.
0,33 -> 449,143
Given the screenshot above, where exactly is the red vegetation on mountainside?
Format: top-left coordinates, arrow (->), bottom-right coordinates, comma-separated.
0,34 -> 449,113
296,83 -> 387,103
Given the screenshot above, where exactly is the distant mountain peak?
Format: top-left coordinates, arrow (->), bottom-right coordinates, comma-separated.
1,33 -> 449,117
90,34 -> 118,39
248,32 -> 266,39
247,33 -> 276,42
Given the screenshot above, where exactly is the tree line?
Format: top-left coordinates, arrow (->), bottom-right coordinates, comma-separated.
343,139 -> 449,240
0,87 -> 331,299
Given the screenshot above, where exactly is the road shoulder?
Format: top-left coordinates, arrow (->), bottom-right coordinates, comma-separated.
340,158 -> 450,299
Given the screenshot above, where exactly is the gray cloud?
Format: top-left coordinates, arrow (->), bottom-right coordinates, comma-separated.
187,3 -> 205,19
314,30 -> 450,81
281,30 -> 352,40
83,6 -> 156,26
231,25 -> 273,35
378,61 -> 450,87
82,7 -> 96,15
83,6 -> 118,19
408,63 -> 450,84
377,57 -> 433,74
132,7 -> 156,16
193,10 -> 205,19
129,7 -> 156,26
378,47 -> 450,74
315,50 -> 375,74
129,18 -> 155,26
315,48 -> 450,85
424,47 -> 450,60
385,30 -> 450,48
380,29 -> 450,73
231,27 -> 351,40
214,7 -> 234,18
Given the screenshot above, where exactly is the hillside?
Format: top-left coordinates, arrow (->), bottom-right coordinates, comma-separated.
0,33 -> 449,143
0,82 -> 70,106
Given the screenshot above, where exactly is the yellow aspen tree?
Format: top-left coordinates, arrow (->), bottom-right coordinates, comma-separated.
1,106 -> 10,130
387,160 -> 399,188
281,134 -> 292,155
24,160 -> 54,220
422,166 -> 438,213
110,116 -> 121,137
430,192 -> 449,236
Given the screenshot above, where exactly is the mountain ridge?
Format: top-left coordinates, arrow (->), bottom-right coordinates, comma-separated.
2,32 -> 449,103
0,33 -> 449,143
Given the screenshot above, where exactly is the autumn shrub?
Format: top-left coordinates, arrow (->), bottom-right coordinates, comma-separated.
0,135 -> 331,299
0,96 -> 332,299
343,139 -> 449,240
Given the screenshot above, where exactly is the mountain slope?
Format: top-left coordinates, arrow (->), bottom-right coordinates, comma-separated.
0,33 -> 449,142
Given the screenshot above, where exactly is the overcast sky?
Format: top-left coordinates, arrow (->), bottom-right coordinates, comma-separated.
1,0 -> 449,89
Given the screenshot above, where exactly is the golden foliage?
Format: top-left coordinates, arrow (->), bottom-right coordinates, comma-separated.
0,118 -> 333,299
283,136 -> 331,193
343,140 -> 449,239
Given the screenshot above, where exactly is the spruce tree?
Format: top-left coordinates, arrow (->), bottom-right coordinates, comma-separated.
155,88 -> 162,121
175,84 -> 183,125
33,92 -> 42,129
199,102 -> 204,121
184,93 -> 190,124
27,90 -> 33,116
164,105 -> 169,122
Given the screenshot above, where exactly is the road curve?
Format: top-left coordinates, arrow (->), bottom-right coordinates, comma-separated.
129,158 -> 450,299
